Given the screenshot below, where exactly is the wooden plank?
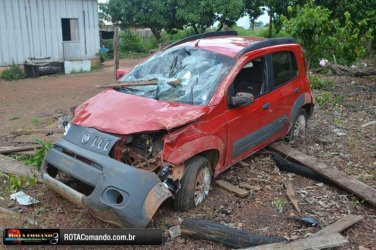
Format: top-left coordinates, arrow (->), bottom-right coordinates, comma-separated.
313,215 -> 364,237
216,180 -> 249,198
97,79 -> 158,89
270,142 -> 376,207
245,233 -> 347,250
0,207 -> 30,230
284,181 -> 301,213
0,154 -> 42,182
180,218 -> 285,249
0,145 -> 41,154
10,128 -> 64,136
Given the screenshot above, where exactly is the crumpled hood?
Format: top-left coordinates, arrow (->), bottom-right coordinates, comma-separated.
72,89 -> 209,135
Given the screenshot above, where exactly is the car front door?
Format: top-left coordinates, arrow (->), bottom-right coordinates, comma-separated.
224,53 -> 288,165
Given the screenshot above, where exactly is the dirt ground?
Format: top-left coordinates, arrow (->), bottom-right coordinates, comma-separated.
0,59 -> 375,249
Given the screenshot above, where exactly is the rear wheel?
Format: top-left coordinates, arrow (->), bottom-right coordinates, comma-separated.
286,109 -> 307,141
173,156 -> 212,211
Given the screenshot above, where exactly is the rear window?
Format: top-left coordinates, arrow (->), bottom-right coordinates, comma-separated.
272,51 -> 298,88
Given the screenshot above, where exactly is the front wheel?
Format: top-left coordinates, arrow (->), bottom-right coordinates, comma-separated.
173,156 -> 212,211
286,109 -> 307,141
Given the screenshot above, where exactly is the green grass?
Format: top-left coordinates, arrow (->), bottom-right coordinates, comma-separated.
9,116 -> 20,121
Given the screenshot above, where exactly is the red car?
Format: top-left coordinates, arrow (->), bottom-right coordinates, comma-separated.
42,31 -> 314,228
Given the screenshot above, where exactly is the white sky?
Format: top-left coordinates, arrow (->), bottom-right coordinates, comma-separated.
97,0 -> 269,28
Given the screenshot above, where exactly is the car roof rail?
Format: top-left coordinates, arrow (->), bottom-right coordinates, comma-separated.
165,30 -> 238,50
236,37 -> 296,58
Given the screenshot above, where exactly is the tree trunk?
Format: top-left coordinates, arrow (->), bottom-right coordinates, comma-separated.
192,24 -> 199,34
216,22 -> 223,31
151,27 -> 161,42
268,14 -> 273,37
113,26 -> 119,79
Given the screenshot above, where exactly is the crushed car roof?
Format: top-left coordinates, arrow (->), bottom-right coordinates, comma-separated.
175,36 -> 265,58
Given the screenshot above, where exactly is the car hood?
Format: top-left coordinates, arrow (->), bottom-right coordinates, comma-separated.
72,89 -> 209,135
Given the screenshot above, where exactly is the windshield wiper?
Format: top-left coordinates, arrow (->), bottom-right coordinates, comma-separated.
99,78 -> 158,89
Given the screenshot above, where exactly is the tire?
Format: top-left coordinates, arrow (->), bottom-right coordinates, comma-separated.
173,156 -> 212,211
286,109 -> 308,141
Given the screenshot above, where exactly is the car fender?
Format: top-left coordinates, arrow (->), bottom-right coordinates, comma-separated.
163,134 -> 225,168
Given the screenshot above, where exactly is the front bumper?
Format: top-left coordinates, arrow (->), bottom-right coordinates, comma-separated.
42,139 -> 171,228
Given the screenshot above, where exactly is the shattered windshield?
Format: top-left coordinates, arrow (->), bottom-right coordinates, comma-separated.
118,46 -> 235,105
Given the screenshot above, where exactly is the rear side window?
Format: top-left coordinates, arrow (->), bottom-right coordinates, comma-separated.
272,51 -> 297,88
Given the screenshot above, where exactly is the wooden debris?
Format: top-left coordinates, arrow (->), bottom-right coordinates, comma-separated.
0,154 -> 42,182
244,215 -> 362,249
361,120 -> 376,128
0,207 -> 36,230
239,182 -> 260,191
10,128 -> 64,136
0,145 -> 41,154
284,181 -> 301,213
180,218 -> 285,249
270,142 -> 376,207
313,215 -> 364,237
97,79 -> 158,89
169,225 -> 181,239
238,161 -> 251,167
216,180 -> 249,198
245,233 -> 347,250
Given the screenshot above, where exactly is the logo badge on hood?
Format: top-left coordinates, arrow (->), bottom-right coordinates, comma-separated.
81,133 -> 90,144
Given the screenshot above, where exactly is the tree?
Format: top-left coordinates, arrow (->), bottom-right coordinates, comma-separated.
177,0 -> 245,33
283,2 -> 332,66
244,0 -> 264,30
99,0 -> 184,40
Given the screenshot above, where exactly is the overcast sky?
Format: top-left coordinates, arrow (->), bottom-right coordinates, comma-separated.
97,0 -> 269,28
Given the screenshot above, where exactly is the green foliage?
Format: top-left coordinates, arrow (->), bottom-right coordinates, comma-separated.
316,92 -> 344,108
13,140 -> 52,170
284,2 -> 373,67
272,199 -> 288,213
283,2 -> 332,67
333,117 -> 342,126
120,29 -> 158,54
309,75 -> 334,90
316,91 -> 331,108
1,62 -> 25,81
4,175 -> 38,192
96,50 -> 108,63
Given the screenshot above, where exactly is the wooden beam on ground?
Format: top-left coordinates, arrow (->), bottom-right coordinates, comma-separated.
244,214 -> 362,250
10,128 -> 64,136
313,215 -> 364,237
270,142 -> 376,207
0,154 -> 42,182
180,218 -> 285,249
284,181 -> 300,213
244,233 -> 347,250
0,207 -> 35,230
216,180 -> 249,197
0,145 -> 41,154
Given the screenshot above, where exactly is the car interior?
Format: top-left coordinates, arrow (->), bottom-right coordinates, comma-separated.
233,57 -> 265,97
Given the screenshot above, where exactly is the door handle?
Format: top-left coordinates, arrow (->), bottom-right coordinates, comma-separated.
294,87 -> 300,94
262,103 -> 270,110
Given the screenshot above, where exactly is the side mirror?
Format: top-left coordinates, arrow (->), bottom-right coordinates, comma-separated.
231,92 -> 254,107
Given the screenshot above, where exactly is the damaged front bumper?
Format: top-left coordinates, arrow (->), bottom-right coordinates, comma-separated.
41,139 -> 171,228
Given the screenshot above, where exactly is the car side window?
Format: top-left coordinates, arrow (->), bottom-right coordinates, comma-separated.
272,51 -> 297,88
232,56 -> 266,98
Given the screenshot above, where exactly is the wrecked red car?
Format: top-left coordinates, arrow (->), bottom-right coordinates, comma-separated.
42,31 -> 314,228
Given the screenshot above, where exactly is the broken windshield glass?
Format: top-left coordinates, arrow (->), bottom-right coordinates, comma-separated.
118,46 -> 235,105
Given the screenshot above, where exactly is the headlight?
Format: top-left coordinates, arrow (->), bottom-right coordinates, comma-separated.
64,122 -> 71,136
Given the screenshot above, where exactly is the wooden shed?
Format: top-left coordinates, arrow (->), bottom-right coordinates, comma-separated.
0,0 -> 100,74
